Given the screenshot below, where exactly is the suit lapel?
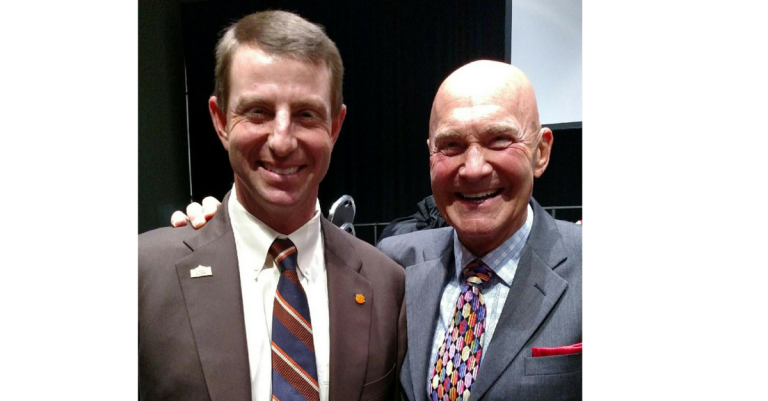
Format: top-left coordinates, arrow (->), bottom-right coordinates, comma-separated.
406,234 -> 454,401
322,219 -> 373,401
469,201 -> 570,401
175,192 -> 251,401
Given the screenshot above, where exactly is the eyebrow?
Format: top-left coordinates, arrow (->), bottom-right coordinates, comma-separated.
231,95 -> 269,113
432,129 -> 463,142
481,124 -> 521,138
433,124 -> 521,141
231,95 -> 328,116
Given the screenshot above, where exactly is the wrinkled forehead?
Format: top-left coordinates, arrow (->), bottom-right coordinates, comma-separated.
431,104 -> 518,138
429,82 -> 534,138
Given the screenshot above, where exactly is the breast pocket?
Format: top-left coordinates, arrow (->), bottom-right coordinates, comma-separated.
524,352 -> 582,376
359,363 -> 396,401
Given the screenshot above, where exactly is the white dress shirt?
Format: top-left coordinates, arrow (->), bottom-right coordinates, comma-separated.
426,204 -> 534,393
228,185 -> 330,401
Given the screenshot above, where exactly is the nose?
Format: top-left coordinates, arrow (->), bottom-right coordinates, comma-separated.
268,110 -> 297,157
458,145 -> 492,181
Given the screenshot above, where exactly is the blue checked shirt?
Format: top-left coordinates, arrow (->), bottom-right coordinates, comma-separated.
426,204 -> 533,393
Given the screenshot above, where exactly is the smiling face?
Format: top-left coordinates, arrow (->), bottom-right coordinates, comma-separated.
209,45 -> 346,234
428,61 -> 552,256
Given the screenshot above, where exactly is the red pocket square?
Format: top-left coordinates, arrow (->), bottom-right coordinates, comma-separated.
532,342 -> 582,357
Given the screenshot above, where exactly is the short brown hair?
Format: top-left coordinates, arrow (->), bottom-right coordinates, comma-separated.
213,10 -> 344,118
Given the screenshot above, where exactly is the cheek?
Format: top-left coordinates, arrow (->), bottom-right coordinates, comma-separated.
496,165 -> 533,191
495,147 -> 535,178
303,134 -> 334,167
429,157 -> 455,188
230,135 -> 255,156
229,129 -> 268,164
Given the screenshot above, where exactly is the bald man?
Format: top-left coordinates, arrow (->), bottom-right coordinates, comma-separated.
378,60 -> 582,400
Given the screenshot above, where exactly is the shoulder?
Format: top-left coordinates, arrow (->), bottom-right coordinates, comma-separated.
139,224 -> 191,245
139,196 -> 233,266
139,225 -> 193,253
377,227 -> 454,266
343,227 -> 403,267
323,221 -> 405,278
138,225 -> 196,273
554,219 -> 582,257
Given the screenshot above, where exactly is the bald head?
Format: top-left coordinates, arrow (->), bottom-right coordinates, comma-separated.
426,60 -> 553,256
429,60 -> 542,141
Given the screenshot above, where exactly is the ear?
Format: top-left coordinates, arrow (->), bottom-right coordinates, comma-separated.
209,96 -> 230,151
329,104 -> 347,145
533,127 -> 553,178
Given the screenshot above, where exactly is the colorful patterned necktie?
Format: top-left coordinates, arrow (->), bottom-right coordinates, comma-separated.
429,259 -> 494,401
270,238 -> 319,401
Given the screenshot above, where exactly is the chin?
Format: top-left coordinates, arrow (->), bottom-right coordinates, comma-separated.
456,225 -> 498,240
261,192 -> 304,208
452,218 -> 500,242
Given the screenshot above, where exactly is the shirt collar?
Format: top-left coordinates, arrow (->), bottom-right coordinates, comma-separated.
453,203 -> 534,286
229,185 -> 323,280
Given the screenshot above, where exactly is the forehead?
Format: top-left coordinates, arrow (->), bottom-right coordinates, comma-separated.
229,45 -> 332,102
430,91 -> 524,138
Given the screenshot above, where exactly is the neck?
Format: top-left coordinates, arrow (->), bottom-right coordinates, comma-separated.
234,183 -> 317,235
458,210 -> 528,257
459,233 -> 512,257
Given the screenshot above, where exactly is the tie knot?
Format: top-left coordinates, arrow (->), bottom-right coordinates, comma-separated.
463,259 -> 493,289
269,237 -> 297,271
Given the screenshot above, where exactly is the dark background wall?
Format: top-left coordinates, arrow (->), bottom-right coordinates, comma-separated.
139,0 -> 191,233
139,0 -> 581,243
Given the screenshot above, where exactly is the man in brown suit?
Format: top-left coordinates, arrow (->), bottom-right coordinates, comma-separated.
139,11 -> 406,401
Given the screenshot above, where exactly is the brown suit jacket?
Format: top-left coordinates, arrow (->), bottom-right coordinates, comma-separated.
139,192 -> 406,401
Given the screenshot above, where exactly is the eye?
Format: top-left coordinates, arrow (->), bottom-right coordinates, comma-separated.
488,135 -> 513,150
246,107 -> 267,116
436,141 -> 464,157
241,106 -> 275,123
299,110 -> 318,119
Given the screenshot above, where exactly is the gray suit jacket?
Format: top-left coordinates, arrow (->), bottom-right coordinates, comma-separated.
377,199 -> 581,401
139,192 -> 406,401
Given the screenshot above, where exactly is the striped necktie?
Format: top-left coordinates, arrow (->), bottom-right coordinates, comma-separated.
429,259 -> 494,401
270,238 -> 319,401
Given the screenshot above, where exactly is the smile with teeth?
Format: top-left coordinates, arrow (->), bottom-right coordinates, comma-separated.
262,162 -> 300,175
458,189 -> 501,201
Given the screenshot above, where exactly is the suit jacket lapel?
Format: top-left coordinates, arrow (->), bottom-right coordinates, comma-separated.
469,200 -> 570,401
174,192 -> 251,401
323,218 -> 373,401
405,234 -> 454,401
